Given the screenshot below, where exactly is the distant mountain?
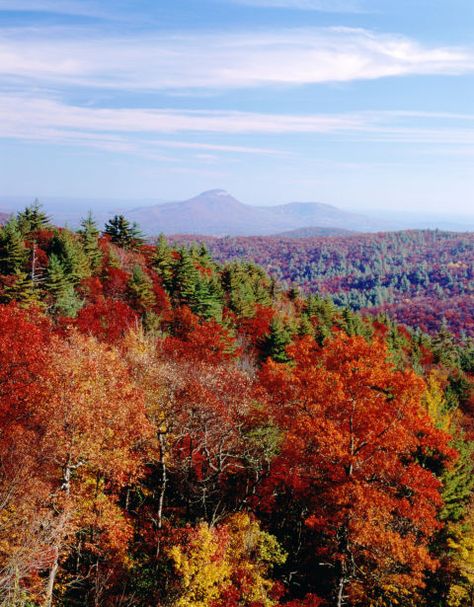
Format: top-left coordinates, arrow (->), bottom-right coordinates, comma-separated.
0,211 -> 11,224
274,226 -> 355,238
127,189 -> 384,236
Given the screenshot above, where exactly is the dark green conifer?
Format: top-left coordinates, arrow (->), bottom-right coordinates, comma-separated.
262,317 -> 292,363
128,265 -> 156,312
152,234 -> 174,290
1,269 -> 38,305
78,212 -> 103,272
16,200 -> 51,235
193,273 -> 224,320
171,248 -> 199,305
104,215 -> 144,249
45,253 -> 82,316
0,218 -> 27,275
49,230 -> 90,283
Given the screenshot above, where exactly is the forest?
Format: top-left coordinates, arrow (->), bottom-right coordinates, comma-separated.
0,205 -> 473,607
172,231 -> 474,339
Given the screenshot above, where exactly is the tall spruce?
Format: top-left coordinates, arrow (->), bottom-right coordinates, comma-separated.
1,269 -> 38,305
128,265 -> 156,313
152,234 -> 174,291
78,212 -> 102,272
104,215 -> 144,250
0,219 -> 27,275
262,316 -> 292,362
45,253 -> 82,316
16,200 -> 51,236
49,230 -> 90,284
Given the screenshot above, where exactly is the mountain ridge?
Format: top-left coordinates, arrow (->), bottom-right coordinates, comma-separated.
127,189 -> 384,235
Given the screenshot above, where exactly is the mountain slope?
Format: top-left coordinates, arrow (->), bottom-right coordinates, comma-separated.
127,189 -> 384,235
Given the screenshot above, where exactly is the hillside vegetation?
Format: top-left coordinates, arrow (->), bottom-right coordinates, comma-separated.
172,230 -> 474,338
0,205 -> 473,607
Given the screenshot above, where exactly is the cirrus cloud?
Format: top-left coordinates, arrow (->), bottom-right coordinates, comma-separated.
0,26 -> 472,92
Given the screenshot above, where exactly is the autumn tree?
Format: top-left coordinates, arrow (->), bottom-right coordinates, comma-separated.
169,513 -> 286,607
260,333 -> 455,606
38,332 -> 151,605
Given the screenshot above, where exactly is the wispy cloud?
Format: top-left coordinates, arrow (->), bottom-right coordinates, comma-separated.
0,26 -> 472,91
227,0 -> 365,13
0,0 -> 106,17
1,94 -> 473,156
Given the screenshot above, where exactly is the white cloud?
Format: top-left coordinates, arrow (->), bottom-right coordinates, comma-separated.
0,0 -> 105,17
228,0 -> 364,12
0,94 -> 473,155
0,26 -> 472,91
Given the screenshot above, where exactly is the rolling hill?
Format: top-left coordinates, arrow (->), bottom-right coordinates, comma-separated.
127,189 -> 385,235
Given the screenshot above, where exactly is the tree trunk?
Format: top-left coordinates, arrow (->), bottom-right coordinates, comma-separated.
44,547 -> 59,607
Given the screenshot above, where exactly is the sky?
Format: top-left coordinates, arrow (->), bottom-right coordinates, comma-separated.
0,0 -> 473,214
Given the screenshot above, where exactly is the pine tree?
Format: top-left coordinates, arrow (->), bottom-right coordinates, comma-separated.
0,219 -> 27,275
1,269 -> 38,305
152,234 -> 174,290
171,248 -> 199,305
78,212 -> 102,272
16,200 -> 51,235
45,254 -> 82,316
222,262 -> 272,317
46,254 -> 70,299
128,265 -> 156,313
262,317 -> 292,362
193,272 -> 224,320
104,215 -> 144,249
49,230 -> 90,283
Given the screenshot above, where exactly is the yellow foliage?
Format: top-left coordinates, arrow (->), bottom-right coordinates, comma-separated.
169,513 -> 286,607
169,523 -> 231,607
423,370 -> 454,433
447,503 -> 474,606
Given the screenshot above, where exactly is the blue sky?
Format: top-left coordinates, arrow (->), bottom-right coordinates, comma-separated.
0,0 -> 473,214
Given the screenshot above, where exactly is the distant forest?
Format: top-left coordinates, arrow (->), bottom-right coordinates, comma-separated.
172,230 -> 474,338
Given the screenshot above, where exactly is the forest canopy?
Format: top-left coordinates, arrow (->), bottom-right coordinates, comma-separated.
0,206 -> 473,607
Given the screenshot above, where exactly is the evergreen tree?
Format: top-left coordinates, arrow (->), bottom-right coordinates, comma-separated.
171,248 -> 200,306
49,230 -> 90,283
0,219 -> 27,275
78,212 -> 102,272
222,262 -> 272,317
16,200 -> 51,235
152,234 -> 174,290
193,272 -> 224,320
128,265 -> 156,313
1,269 -> 38,305
262,317 -> 292,362
104,215 -> 144,249
45,253 -> 70,300
45,254 -> 82,316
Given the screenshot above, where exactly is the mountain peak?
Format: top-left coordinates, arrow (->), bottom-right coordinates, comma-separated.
198,189 -> 233,198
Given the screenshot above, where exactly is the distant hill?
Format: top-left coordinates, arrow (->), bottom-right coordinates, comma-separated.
172,229 -> 474,338
127,189 -> 385,236
274,226 -> 355,238
0,211 -> 11,224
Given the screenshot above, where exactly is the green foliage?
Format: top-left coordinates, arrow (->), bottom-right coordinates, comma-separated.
128,265 -> 156,313
153,233 -> 174,290
222,261 -> 272,316
104,214 -> 144,249
0,219 -> 28,275
45,253 -> 83,316
78,212 -> 102,272
262,316 -> 292,362
16,200 -> 51,235
49,230 -> 90,283
0,269 -> 38,305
